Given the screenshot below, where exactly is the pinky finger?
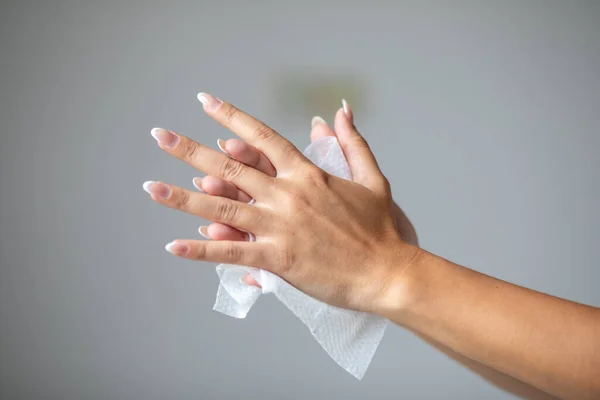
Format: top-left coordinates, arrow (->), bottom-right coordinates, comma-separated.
165,239 -> 263,266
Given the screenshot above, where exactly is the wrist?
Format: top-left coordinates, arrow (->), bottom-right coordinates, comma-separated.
370,240 -> 427,321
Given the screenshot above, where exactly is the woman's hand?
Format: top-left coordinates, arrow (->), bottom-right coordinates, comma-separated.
144,93 -> 419,313
194,107 -> 418,287
195,106 -> 418,245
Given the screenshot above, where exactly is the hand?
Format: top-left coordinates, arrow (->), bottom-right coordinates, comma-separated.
144,93 -> 420,313
195,110 -> 418,287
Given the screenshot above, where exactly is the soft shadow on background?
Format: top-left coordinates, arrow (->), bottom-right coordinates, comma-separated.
1,1 -> 599,399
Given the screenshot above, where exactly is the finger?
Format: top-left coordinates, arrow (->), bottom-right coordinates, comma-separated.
219,138 -> 276,177
193,174 -> 256,242
150,127 -> 271,199
142,181 -> 265,233
310,116 -> 336,142
197,92 -> 307,172
193,176 -> 252,203
333,100 -> 389,194
193,175 -> 256,242
165,239 -> 265,267
203,138 -> 275,203
199,224 -> 251,242
243,274 -> 261,288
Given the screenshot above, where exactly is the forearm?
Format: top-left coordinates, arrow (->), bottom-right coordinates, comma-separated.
380,247 -> 600,399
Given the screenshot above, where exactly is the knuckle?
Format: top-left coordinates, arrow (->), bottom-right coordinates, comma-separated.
252,124 -> 276,143
195,243 -> 208,260
215,199 -> 238,222
285,187 -> 310,210
280,141 -> 301,161
224,243 -> 243,263
173,190 -> 190,209
219,158 -> 244,181
182,141 -> 200,161
224,106 -> 240,126
304,167 -> 328,186
353,136 -> 371,150
274,245 -> 297,275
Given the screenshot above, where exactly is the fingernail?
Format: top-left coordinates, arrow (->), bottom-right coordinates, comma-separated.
198,226 -> 211,239
240,275 -> 261,288
151,128 -> 179,148
192,177 -> 204,192
311,116 -> 326,128
216,139 -> 230,155
342,99 -> 353,122
197,92 -> 223,111
165,241 -> 190,256
142,181 -> 172,200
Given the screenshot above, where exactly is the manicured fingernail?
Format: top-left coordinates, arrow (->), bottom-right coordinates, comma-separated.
311,116 -> 326,128
142,181 -> 172,200
198,226 -> 211,239
151,128 -> 179,148
197,92 -> 223,111
165,241 -> 189,256
216,139 -> 230,155
342,99 -> 353,122
192,177 -> 204,192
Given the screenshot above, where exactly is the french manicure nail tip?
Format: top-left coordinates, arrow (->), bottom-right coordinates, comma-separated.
311,116 -> 326,127
165,241 -> 189,255
142,181 -> 155,194
193,177 -> 204,192
216,139 -> 229,154
198,226 -> 211,239
150,127 -> 179,148
142,181 -> 172,199
197,92 -> 223,111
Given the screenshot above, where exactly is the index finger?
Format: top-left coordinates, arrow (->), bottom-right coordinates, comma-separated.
197,92 -> 306,172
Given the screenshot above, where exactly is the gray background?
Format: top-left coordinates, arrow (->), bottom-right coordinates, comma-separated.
1,1 -> 599,399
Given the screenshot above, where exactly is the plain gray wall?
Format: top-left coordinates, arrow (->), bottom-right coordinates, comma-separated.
1,1 -> 599,399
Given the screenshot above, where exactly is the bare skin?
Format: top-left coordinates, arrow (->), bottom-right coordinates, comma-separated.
144,93 -> 600,399
195,115 -> 558,400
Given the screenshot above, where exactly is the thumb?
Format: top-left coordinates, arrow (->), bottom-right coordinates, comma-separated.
334,100 -> 389,194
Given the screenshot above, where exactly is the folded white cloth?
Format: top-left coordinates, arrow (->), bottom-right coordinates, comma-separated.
213,136 -> 388,379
